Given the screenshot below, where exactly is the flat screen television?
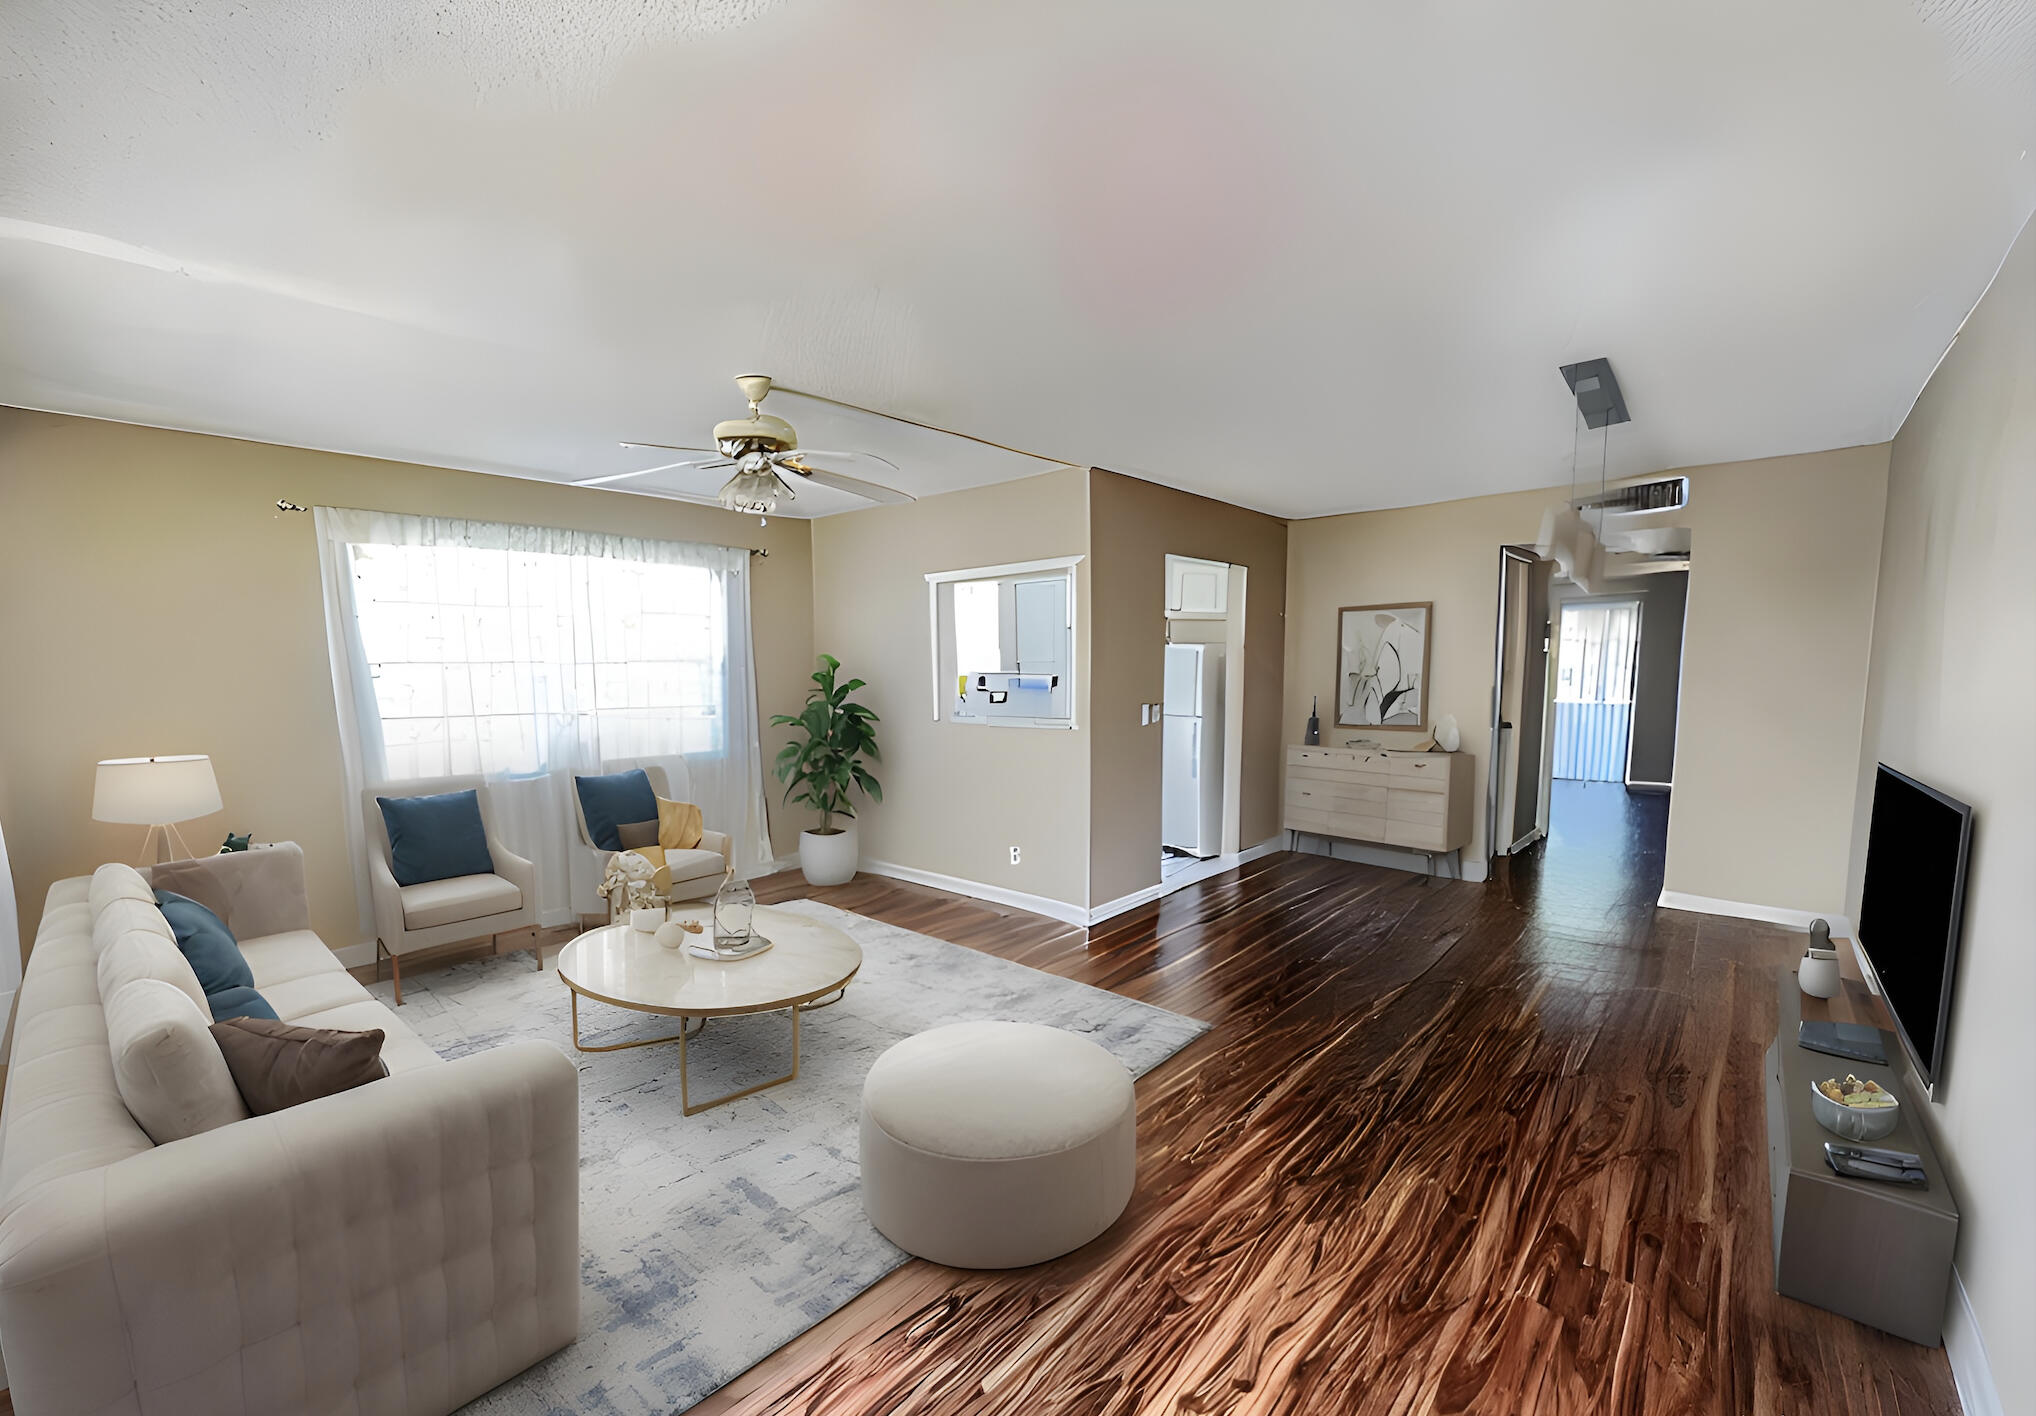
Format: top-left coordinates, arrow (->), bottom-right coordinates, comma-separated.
1855,764 -> 1973,1092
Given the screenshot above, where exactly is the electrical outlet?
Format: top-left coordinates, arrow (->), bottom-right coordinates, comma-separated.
1009,845 -> 1022,865
1140,703 -> 1151,725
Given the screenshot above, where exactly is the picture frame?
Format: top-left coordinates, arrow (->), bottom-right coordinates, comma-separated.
1335,602 -> 1431,730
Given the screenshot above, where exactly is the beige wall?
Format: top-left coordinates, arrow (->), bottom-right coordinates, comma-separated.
1088,472 -> 1287,908
809,468 -> 1092,910
1845,218 -> 2034,1409
1286,486 -> 1552,877
0,409 -> 817,955
1286,445 -> 1887,902
1661,444 -> 1888,911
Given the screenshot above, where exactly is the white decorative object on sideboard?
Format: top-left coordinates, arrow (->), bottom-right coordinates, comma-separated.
1283,745 -> 1474,873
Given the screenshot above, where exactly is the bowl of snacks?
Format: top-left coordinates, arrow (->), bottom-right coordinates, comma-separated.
1811,1074 -> 1900,1141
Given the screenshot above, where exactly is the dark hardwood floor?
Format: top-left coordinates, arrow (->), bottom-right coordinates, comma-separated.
682,816 -> 1960,1415
326,802 -> 1958,1415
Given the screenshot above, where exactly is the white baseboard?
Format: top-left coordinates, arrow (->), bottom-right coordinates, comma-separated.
1945,1266 -> 2002,1416
1656,891 -> 1853,939
1089,837 -> 1285,925
860,837 -> 1288,930
858,859 -> 1091,928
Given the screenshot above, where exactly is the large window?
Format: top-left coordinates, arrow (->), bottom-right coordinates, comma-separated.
347,541 -> 728,779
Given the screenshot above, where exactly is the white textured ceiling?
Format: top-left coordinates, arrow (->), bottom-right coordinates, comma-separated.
2,0 -> 2032,518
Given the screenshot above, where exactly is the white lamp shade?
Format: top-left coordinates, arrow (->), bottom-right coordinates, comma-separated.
92,755 -> 223,825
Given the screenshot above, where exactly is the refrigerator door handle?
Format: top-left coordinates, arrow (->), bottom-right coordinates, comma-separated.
1190,721 -> 1199,778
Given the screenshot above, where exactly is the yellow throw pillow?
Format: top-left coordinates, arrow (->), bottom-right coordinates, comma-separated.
656,797 -> 704,851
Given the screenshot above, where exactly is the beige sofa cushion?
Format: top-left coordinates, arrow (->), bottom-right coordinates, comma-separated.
91,895 -> 174,959
286,1000 -> 443,1075
663,847 -> 728,887
399,872 -> 521,931
104,978 -> 251,1143
89,861 -> 156,914
98,923 -> 210,1019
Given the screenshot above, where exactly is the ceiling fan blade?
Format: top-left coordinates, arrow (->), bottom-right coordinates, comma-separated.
780,462 -> 915,504
573,458 -> 732,488
619,441 -> 719,454
783,449 -> 901,475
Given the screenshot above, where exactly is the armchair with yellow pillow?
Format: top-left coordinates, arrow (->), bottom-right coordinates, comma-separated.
572,759 -> 732,916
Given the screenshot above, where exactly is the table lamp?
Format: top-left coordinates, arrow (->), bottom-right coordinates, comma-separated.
93,755 -> 223,863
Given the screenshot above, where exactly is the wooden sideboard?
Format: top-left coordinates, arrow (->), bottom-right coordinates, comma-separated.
1283,746 -> 1474,869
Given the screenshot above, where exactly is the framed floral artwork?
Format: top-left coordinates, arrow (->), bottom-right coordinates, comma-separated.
1336,602 -> 1431,729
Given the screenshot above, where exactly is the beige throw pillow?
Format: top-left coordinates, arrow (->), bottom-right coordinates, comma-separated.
105,978 -> 251,1143
616,819 -> 661,850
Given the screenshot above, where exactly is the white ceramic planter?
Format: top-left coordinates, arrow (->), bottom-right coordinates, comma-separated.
799,824 -> 859,886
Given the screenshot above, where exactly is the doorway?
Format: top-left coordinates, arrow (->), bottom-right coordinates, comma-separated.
1161,555 -> 1246,878
1489,547 -> 1687,905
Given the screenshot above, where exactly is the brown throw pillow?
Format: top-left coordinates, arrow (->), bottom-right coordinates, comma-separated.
616,819 -> 661,849
208,1016 -> 390,1115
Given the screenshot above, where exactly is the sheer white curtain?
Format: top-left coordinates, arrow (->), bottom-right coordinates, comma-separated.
314,507 -> 773,939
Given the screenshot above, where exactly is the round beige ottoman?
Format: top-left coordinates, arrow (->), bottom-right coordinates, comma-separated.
860,1020 -> 1137,1269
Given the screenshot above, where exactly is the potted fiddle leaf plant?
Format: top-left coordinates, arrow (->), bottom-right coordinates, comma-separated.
772,654 -> 882,886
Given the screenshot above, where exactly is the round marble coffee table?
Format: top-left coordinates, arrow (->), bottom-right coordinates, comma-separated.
556,903 -> 861,1115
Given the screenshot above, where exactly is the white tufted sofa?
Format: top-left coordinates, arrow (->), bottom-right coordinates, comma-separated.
0,844 -> 581,1416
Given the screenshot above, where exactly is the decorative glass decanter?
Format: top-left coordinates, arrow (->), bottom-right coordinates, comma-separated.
712,870 -> 756,955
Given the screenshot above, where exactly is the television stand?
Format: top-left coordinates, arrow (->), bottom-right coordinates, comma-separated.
1765,971 -> 1958,1345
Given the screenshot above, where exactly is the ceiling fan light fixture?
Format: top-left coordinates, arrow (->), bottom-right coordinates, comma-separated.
718,465 -> 793,515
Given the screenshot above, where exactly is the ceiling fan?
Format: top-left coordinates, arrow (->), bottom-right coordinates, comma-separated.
578,374 -> 915,514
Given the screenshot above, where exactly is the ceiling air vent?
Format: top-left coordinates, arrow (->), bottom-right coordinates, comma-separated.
1575,475 -> 1688,517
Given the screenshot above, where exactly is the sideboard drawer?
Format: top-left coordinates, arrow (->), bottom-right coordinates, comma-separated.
1384,819 -> 1451,851
1287,746 -> 1391,773
1386,791 -> 1448,827
1287,805 -> 1386,839
1290,762 -> 1394,791
1288,781 -> 1390,815
1385,755 -> 1450,791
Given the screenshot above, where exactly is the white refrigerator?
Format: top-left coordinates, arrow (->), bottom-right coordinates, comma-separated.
1162,643 -> 1226,857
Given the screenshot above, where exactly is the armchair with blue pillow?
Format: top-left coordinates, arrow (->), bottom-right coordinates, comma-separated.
572,758 -> 733,918
363,775 -> 539,1003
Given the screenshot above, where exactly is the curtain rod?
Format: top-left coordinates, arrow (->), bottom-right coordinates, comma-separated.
277,498 -> 767,557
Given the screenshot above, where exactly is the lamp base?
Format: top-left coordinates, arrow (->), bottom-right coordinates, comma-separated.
136,822 -> 199,866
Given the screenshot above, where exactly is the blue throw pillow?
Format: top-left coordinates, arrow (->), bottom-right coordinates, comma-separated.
156,888 -> 277,1022
155,889 -> 255,995
377,789 -> 496,887
576,769 -> 657,853
206,983 -> 281,1023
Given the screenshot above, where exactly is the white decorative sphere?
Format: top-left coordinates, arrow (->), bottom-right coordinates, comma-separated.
654,920 -> 689,951
1435,713 -> 1460,752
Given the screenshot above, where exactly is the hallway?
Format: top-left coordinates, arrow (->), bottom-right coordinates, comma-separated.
1500,778 -> 1670,923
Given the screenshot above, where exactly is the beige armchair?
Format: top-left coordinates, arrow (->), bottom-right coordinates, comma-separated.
572,757 -> 732,917
365,775 -> 540,1003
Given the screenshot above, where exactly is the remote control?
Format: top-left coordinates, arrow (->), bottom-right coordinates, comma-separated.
1825,1143 -> 1928,1187
1797,1019 -> 1888,1064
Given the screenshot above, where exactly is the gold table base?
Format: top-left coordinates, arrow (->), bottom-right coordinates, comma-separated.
568,988 -> 848,1115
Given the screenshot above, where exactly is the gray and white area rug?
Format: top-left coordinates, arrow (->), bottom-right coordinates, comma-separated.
366,899 -> 1209,1415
